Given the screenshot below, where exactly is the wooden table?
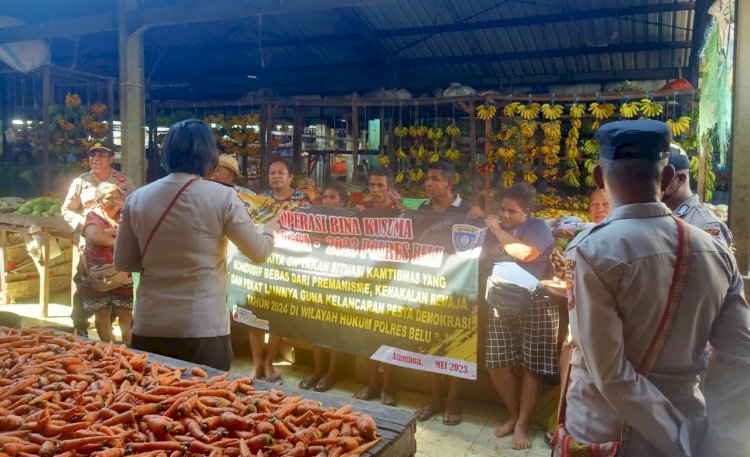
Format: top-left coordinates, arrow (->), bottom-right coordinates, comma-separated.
149,351 -> 417,457
0,213 -> 76,316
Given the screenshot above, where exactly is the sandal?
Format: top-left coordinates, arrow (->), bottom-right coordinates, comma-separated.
413,404 -> 442,422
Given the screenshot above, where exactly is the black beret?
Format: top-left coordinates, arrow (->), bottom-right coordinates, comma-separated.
597,120 -> 671,161
668,144 -> 691,171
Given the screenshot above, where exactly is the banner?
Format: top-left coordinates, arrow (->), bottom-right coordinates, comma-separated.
227,206 -> 486,379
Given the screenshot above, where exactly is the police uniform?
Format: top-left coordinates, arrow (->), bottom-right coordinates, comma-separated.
61,169 -> 136,230
562,120 -> 750,457
668,146 -> 733,247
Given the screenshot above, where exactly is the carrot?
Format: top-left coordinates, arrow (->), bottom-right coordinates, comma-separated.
201,416 -> 220,430
245,434 -> 273,452
255,421 -> 275,436
334,405 -> 353,415
238,437 -> 252,457
132,403 -> 163,417
168,451 -> 182,457
0,415 -> 24,431
91,448 -> 125,457
312,437 -> 346,446
327,447 -> 344,457
191,367 -> 208,378
355,414 -> 376,441
184,418 -> 212,442
57,435 -> 117,452
0,376 -> 39,399
317,419 -> 342,435
176,395 -> 200,418
44,421 -> 90,437
218,412 -> 249,430
340,438 -> 380,457
187,440 -> 217,453
272,402 -> 300,420
271,419 -> 294,439
126,442 -> 185,453
101,410 -> 136,427
340,423 -> 353,436
126,390 -> 169,404
338,437 -> 362,451
143,415 -> 173,435
1,443 -> 41,454
306,445 -> 325,455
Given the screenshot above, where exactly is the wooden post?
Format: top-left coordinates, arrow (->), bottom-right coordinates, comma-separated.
118,0 -> 146,187
731,0 -> 750,274
70,233 -> 79,313
107,79 -> 115,147
41,66 -> 51,193
469,102 -> 477,170
0,230 -> 7,305
39,232 -> 50,317
259,103 -> 268,189
351,96 -> 359,184
696,133 -> 709,201
292,110 -> 303,175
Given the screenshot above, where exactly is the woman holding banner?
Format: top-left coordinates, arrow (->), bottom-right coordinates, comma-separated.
483,183 -> 556,451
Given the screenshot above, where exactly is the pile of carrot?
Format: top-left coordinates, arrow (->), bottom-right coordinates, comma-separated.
0,327 -> 380,457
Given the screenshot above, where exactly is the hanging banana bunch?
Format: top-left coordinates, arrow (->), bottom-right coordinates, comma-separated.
394,171 -> 404,183
410,168 -> 425,182
569,103 -> 586,118
502,170 -> 517,188
427,127 -> 443,141
619,101 -> 641,119
588,103 -> 615,120
541,103 -> 565,120
565,146 -> 582,165
584,158 -> 596,175
522,169 -> 538,184
562,168 -> 581,187
542,166 -> 559,182
583,139 -> 600,155
396,147 -> 407,159
518,103 -> 541,120
666,116 -> 691,137
496,127 -> 515,142
445,123 -> 461,137
453,172 -> 461,184
377,154 -> 390,166
476,103 -> 497,120
589,120 -> 601,132
519,120 -> 538,138
502,102 -> 520,117
445,147 -> 461,162
496,146 -> 517,162
540,121 -> 562,141
394,125 -> 409,137
639,99 -> 664,118
570,118 -> 582,130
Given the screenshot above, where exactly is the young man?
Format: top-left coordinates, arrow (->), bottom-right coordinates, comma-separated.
414,161 -> 482,426
354,166 -> 403,405
62,144 -> 136,336
562,120 -> 750,456
662,144 -> 732,247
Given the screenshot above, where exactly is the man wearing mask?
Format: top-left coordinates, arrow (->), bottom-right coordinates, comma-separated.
662,144 -> 732,247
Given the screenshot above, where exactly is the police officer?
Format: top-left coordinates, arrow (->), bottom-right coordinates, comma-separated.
561,120 -> 750,456
662,144 -> 732,247
62,144 -> 136,335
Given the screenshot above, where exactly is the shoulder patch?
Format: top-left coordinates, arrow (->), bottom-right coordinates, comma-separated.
705,227 -> 721,237
675,204 -> 689,216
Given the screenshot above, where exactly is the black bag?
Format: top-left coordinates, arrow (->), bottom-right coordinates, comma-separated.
485,275 -> 532,315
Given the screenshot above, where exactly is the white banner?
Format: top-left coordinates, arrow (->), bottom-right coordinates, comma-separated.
370,345 -> 477,380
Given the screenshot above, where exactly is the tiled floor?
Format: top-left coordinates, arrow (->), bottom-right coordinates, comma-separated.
2,301 -> 551,457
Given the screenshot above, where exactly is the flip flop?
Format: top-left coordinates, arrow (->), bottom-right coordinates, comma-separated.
313,377 -> 334,392
353,386 -> 379,401
442,407 -> 462,426
264,372 -> 283,384
413,404 -> 442,422
298,375 -> 319,390
544,431 -> 554,446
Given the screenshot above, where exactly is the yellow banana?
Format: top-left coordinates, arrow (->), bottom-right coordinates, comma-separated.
569,103 -> 586,118
446,123 -> 461,137
396,147 -> 407,159
377,154 -> 390,166
519,103 -> 541,120
522,170 -> 538,183
395,172 -> 404,183
541,103 -> 565,120
427,127 -> 443,140
503,102 -> 521,117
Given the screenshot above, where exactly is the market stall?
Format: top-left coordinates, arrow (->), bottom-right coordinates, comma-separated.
0,326 -> 416,457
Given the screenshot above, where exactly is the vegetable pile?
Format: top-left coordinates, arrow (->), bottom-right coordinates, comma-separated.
0,327 -> 380,457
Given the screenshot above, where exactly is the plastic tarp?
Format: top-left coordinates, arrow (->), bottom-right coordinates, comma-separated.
0,16 -> 50,73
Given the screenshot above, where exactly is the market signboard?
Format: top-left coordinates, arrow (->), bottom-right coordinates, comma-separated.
228,206 -> 486,380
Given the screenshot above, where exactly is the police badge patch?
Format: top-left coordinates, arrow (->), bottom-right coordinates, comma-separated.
675,204 -> 689,216
451,224 -> 483,257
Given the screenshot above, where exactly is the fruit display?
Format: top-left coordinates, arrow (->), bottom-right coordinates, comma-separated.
47,94 -> 110,158
13,196 -> 63,218
204,114 -> 261,156
0,326 -> 381,457
534,194 -> 590,222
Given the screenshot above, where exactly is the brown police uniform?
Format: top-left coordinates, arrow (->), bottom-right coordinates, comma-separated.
61,169 -> 136,230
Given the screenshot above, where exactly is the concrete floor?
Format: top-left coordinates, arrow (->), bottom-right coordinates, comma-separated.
2,300 -> 552,457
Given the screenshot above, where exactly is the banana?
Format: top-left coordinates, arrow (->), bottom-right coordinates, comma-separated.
584,175 -> 596,187
377,154 -> 390,166
396,147 -> 407,159
395,172 -> 404,183
689,156 -> 699,174
503,102 -> 521,117
566,146 -> 582,161
408,126 -> 418,138
619,102 -> 641,119
427,151 -> 440,163
476,104 -> 497,120
570,118 -> 582,129
639,99 -> 664,118
454,172 -> 461,184
541,103 -> 565,120
519,103 -> 541,120
445,147 -> 461,162
583,139 -> 600,155
410,168 -> 425,182
589,120 -> 601,132
394,125 -> 409,137
543,154 -> 561,166
666,116 -> 692,136
496,128 -> 513,142
497,146 -> 517,161
502,171 -> 516,188
427,127 -> 443,140
563,169 -> 581,188
584,159 -> 595,174
522,170 -> 538,183
519,121 -> 538,138
569,103 -> 586,118
446,123 -> 461,137
565,136 -> 579,149
542,166 -> 558,181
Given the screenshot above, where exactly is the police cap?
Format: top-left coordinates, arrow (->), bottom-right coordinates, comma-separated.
597,120 -> 671,161
668,143 -> 691,171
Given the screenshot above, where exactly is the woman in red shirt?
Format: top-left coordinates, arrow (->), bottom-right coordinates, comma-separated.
81,182 -> 133,344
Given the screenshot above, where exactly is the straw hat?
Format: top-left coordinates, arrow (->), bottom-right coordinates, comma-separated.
218,155 -> 241,177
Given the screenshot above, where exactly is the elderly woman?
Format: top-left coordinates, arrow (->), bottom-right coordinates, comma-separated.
80,182 -> 132,344
114,119 -> 275,370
